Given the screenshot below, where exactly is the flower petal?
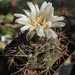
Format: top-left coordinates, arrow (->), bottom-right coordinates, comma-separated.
15,20 -> 31,26
40,2 -> 47,13
49,29 -> 58,39
27,2 -> 36,18
36,29 -> 42,37
43,2 -> 52,18
52,22 -> 65,27
47,7 -> 54,21
39,26 -> 44,36
46,22 -> 52,27
23,9 -> 30,17
43,22 -> 52,29
26,31 -> 36,41
35,4 -> 40,16
27,2 -> 35,12
36,26 -> 44,37
14,14 -> 30,22
14,13 -> 26,18
21,25 -> 31,33
51,16 -> 65,22
15,17 -> 30,23
29,26 -> 35,31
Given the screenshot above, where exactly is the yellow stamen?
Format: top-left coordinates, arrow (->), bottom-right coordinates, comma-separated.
32,16 -> 46,28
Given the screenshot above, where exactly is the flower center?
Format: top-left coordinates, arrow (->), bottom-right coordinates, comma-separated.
32,16 -> 46,28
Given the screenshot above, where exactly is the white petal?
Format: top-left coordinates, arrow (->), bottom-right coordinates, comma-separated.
15,19 -> 27,25
14,13 -> 26,18
52,22 -> 65,27
30,13 -> 36,21
15,20 -> 30,25
36,29 -> 42,37
47,7 -> 54,21
48,22 -> 52,27
39,26 -> 44,36
14,13 -> 30,22
26,31 -> 36,41
23,9 -> 30,17
46,22 -> 52,27
52,16 -> 58,18
27,2 -> 36,17
49,29 -> 58,39
35,4 -> 40,16
43,2 -> 52,18
51,16 -> 65,22
45,30 -> 52,39
20,25 -> 31,33
43,22 -> 51,28
15,17 -> 30,23
29,26 -> 35,31
36,26 -> 44,37
40,2 -> 47,13
27,2 -> 35,12
46,2 -> 52,8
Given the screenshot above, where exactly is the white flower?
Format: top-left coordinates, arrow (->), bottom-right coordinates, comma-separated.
14,1 -> 65,41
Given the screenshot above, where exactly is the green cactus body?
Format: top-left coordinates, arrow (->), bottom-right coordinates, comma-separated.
17,38 -> 61,70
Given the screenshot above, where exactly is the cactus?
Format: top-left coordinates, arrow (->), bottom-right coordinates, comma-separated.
4,31 -> 69,75
4,1 -> 68,75
17,37 -> 61,69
